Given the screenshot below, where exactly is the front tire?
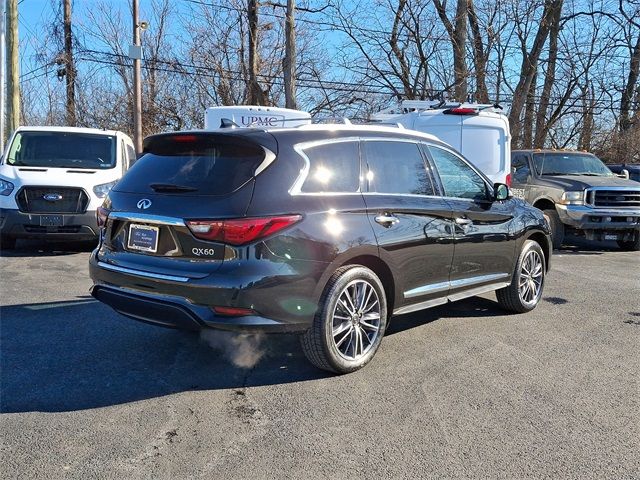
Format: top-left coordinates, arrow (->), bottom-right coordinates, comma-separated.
496,240 -> 546,313
617,230 -> 640,251
542,209 -> 564,249
301,265 -> 387,374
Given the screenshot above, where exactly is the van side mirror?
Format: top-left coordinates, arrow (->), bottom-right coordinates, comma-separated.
494,183 -> 510,201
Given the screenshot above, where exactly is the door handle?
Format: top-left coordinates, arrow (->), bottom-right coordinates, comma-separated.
455,216 -> 473,226
375,214 -> 399,227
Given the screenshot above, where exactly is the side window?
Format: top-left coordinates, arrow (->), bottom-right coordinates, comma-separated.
362,141 -> 434,195
300,141 -> 360,193
512,154 -> 531,183
428,146 -> 488,200
126,145 -> 137,169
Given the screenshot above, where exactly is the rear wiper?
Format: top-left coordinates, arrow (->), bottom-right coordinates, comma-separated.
149,183 -> 198,192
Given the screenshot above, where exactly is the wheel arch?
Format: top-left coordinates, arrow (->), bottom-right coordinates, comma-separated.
532,197 -> 556,211
524,230 -> 552,272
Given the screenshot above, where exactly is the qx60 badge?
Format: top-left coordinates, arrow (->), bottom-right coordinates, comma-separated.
137,198 -> 152,209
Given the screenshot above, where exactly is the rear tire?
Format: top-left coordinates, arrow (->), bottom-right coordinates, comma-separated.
496,240 -> 546,313
301,265 -> 387,374
0,236 -> 16,250
617,230 -> 640,251
542,209 -> 564,249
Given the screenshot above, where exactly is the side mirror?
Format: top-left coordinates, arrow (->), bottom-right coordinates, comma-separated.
494,183 -> 510,201
620,169 -> 630,180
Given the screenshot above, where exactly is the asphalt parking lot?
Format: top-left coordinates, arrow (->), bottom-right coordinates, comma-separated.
1,239 -> 638,479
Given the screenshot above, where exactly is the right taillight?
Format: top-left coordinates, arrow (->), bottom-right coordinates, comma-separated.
505,173 -> 512,187
97,206 -> 110,227
186,215 -> 302,245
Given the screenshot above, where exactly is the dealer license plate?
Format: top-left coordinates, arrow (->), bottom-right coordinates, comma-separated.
127,224 -> 159,253
39,215 -> 63,226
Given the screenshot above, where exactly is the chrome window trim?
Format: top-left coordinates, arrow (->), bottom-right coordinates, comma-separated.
97,261 -> 190,283
403,272 -> 510,299
109,211 -> 185,226
289,137 -> 361,195
254,147 -> 277,176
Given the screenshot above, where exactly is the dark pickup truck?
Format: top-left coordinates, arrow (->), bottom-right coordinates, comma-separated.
511,150 -> 640,251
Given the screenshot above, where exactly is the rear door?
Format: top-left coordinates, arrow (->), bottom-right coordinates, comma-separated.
98,132 -> 273,278
425,144 -> 517,298
510,152 -> 533,202
361,139 -> 454,313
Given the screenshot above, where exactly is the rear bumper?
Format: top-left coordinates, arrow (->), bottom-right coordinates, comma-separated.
0,208 -> 98,240
89,252 -> 318,333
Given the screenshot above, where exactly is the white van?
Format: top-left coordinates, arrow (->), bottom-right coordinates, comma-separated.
0,126 -> 135,249
204,105 -> 311,129
371,101 -> 512,185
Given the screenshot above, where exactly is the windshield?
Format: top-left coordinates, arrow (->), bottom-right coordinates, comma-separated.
5,131 -> 116,169
533,152 -> 613,176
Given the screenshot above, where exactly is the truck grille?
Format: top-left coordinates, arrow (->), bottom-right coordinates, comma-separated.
16,187 -> 90,214
587,188 -> 640,208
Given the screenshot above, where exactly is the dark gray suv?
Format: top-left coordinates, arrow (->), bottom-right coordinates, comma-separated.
90,126 -> 551,373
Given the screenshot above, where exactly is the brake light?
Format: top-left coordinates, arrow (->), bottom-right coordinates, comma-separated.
212,306 -> 256,317
443,107 -> 479,115
186,215 -> 302,245
506,173 -> 512,187
97,206 -> 110,227
171,134 -> 198,143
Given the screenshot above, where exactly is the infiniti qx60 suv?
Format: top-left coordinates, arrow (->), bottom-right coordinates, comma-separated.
90,125 -> 551,373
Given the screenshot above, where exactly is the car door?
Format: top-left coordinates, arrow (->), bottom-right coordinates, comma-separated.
361,139 -> 455,314
510,152 -> 533,202
425,144 -> 517,299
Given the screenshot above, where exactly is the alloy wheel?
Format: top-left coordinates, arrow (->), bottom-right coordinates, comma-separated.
518,250 -> 543,306
331,279 -> 382,361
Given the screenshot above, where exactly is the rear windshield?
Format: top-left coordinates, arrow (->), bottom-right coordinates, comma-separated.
114,135 -> 266,196
5,131 -> 116,169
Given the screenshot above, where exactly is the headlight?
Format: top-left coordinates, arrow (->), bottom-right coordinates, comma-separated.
559,191 -> 584,205
0,178 -> 14,196
93,180 -> 118,199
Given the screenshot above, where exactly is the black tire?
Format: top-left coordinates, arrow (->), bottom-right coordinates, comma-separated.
0,236 -> 16,250
542,209 -> 564,249
496,239 -> 546,313
617,230 -> 640,251
301,265 -> 388,374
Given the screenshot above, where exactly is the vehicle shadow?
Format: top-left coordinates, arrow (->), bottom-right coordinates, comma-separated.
555,236 -> 621,255
0,296 -> 506,414
0,239 -> 96,257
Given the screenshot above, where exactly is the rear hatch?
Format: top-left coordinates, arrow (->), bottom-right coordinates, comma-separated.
97,131 -> 277,279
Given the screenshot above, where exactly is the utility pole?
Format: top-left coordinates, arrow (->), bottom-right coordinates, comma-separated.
63,0 -> 76,126
283,0 -> 297,109
132,0 -> 142,153
6,0 -> 19,137
1,3 -> 6,151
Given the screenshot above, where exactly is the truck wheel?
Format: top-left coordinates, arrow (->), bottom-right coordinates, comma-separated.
496,240 -> 546,313
617,231 -> 640,251
0,236 -> 16,250
301,265 -> 387,374
542,209 -> 564,249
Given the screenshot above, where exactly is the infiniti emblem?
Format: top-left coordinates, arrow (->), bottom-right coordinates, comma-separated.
137,198 -> 152,209
43,193 -> 63,202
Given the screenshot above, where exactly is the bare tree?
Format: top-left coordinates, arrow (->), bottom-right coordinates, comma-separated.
433,0 -> 468,100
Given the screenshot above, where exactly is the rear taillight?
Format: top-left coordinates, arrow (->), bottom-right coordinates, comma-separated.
505,173 -> 512,187
97,206 -> 110,227
443,107 -> 479,115
212,306 -> 256,317
186,215 -> 302,245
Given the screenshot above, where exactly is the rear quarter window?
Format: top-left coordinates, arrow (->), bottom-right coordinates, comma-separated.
114,135 -> 266,196
299,141 -> 360,193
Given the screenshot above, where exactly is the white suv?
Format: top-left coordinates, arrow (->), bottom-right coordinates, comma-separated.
0,126 -> 135,249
